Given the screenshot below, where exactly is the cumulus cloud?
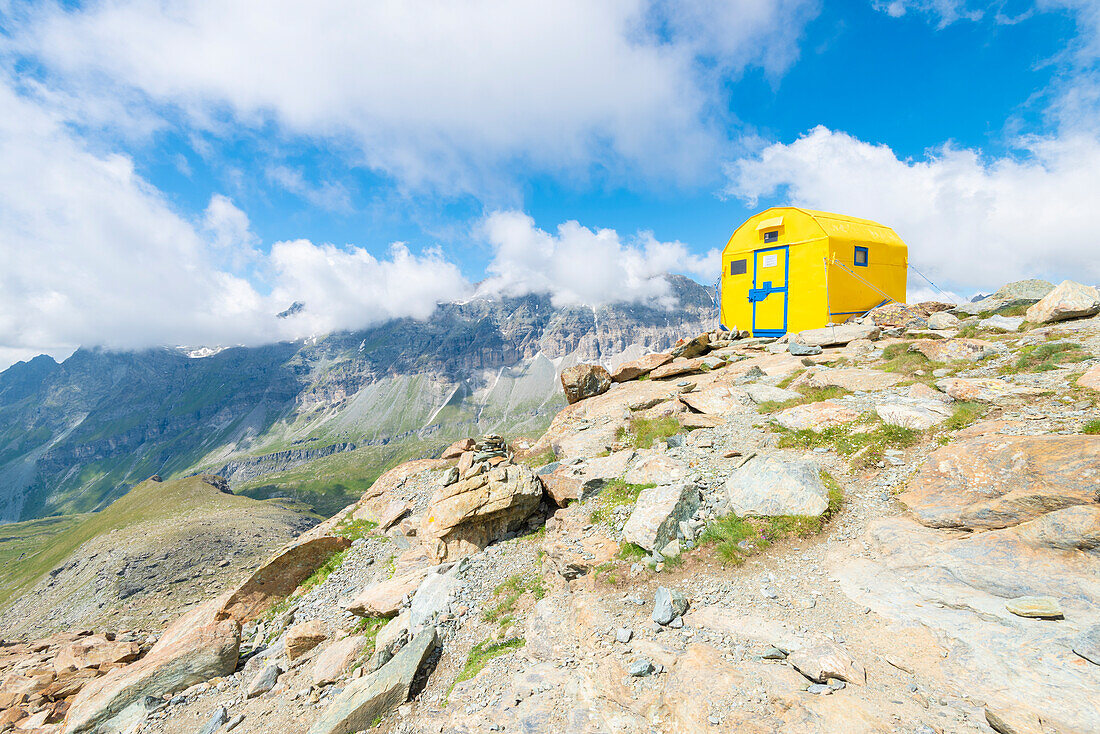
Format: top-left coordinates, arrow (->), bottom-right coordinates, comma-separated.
479,211 -> 718,308
724,125 -> 1100,292
7,0 -> 817,195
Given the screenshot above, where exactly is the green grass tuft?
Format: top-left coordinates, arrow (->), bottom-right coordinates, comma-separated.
775,418 -> 921,467
588,480 -> 654,524
615,417 -> 681,449
299,549 -> 348,593
520,448 -> 558,468
448,638 -> 525,700
756,385 -> 849,414
1083,419 -> 1100,435
1004,342 -> 1089,374
482,573 -> 546,624
943,401 -> 987,431
335,518 -> 378,541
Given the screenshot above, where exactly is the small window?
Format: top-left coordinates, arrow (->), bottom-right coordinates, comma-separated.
762,253 -> 778,268
854,246 -> 869,267
730,259 -> 747,276
763,230 -> 779,243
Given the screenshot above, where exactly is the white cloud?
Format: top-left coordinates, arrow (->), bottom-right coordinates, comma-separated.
266,166 -> 353,213
8,0 -> 817,195
479,211 -> 718,307
723,125 -> 1100,293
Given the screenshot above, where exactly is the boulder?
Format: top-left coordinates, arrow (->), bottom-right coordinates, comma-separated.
909,338 -> 1004,362
744,384 -> 800,405
1025,280 -> 1100,324
376,499 -> 411,531
369,613 -> 410,672
724,456 -> 829,517
678,386 -> 739,415
312,636 -> 370,686
216,536 -> 352,623
936,377 -> 1026,403
1004,596 -> 1063,619
440,439 -> 475,459
994,279 -> 1057,302
907,383 -> 952,402
807,368 -> 904,392
346,566 -> 434,618
928,311 -> 960,330
650,357 -> 706,380
612,353 -> 672,382
1078,365 -> 1100,391
622,453 -> 688,486
671,335 -> 709,359
792,323 -> 879,347
774,401 -> 859,432
621,483 -> 700,553
246,662 -> 281,698
787,641 -> 865,685
62,596 -> 241,734
286,620 -> 328,661
560,364 -> 612,405
409,571 -> 462,633
899,435 -> 1100,530
307,627 -> 439,734
788,340 -> 823,356
53,635 -> 140,672
421,464 -> 543,561
652,587 -> 689,625
875,401 -> 951,430
979,315 -> 1024,332
868,301 -> 952,328
538,470 -> 584,507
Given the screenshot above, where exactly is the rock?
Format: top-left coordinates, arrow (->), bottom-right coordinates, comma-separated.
54,635 -> 140,672
671,334 -> 710,359
421,464 -> 543,561
650,357 -> 706,380
907,383 -> 951,402
1025,280 -> 1100,323
629,659 -> 654,677
199,706 -> 228,734
985,707 -> 1046,734
246,662 -> 281,698
286,620 -> 328,661
1078,365 -> 1100,392
744,384 -> 800,404
615,628 -> 633,643
875,401 -> 950,430
1072,625 -> 1100,666
560,364 -> 612,404
621,482 -> 701,553
792,323 -> 879,347
844,338 -> 875,356
441,438 -> 476,459
307,627 -> 439,734
347,566 -> 433,617
653,587 -> 689,625
788,341 -> 822,356
979,315 -> 1024,332
761,647 -> 787,660
1004,596 -> 1064,619
807,368 -> 904,391
370,613 -> 410,671
787,641 -> 865,685
63,596 -> 241,734
935,377 -> 1025,403
928,311 -> 960,330
909,338 -> 1004,362
678,386 -> 739,415
774,400 -> 859,432
409,571 -> 462,633
622,453 -> 688,486
217,536 -> 352,623
538,471 -> 584,507
899,435 -> 1100,530
313,636 -> 370,686
377,499 -> 412,530
612,353 -> 672,382
226,714 -> 245,731
724,455 -> 829,517
994,278 -> 1057,302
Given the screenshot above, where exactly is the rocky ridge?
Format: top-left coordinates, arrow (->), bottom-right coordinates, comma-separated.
2,278 -> 1100,733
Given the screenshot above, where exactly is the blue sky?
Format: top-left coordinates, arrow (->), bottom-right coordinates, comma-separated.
0,0 -> 1098,367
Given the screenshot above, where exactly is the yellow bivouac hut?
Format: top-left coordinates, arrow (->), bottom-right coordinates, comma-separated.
719,207 -> 908,337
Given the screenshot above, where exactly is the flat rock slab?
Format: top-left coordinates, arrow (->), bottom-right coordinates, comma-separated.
899,434 -> 1100,530
650,357 -> 706,380
807,368 -> 904,392
622,452 -> 688,486
724,455 -> 829,517
787,641 -> 866,685
979,315 -> 1024,332
1073,625 -> 1100,666
1005,596 -> 1064,619
346,566 -> 434,617
744,384 -> 801,405
308,627 -> 439,734
909,338 -> 1004,362
622,482 -> 700,553
678,386 -> 740,415
793,323 -> 879,346
774,400 -> 859,432
313,635 -> 370,686
286,620 -> 327,661
612,353 -> 671,382
875,401 -> 951,429
935,377 -> 1034,403
1078,365 -> 1100,392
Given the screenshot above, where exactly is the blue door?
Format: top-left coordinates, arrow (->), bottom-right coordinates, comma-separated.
749,246 -> 789,337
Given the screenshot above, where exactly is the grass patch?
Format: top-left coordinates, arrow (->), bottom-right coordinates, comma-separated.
775,418 -> 922,467
615,416 -> 681,449
299,549 -> 348,593
520,448 -> 557,468
482,573 -> 546,624
1083,419 -> 1100,435
756,385 -> 849,414
617,541 -> 648,560
448,638 -> 525,700
943,401 -> 987,431
878,343 -> 947,383
699,471 -> 843,566
776,369 -> 804,390
588,480 -> 654,524
1004,342 -> 1090,374
593,562 -> 621,585
334,518 -> 378,541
